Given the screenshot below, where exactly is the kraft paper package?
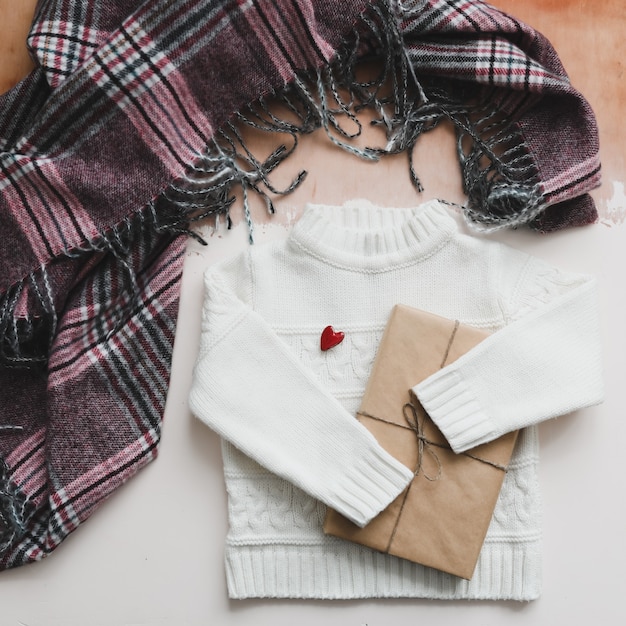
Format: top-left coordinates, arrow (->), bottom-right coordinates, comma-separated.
324,305 -> 518,580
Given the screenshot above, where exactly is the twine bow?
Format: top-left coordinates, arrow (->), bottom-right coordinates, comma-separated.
401,401 -> 443,481
359,402 -> 451,481
357,401 -> 508,554
359,403 -> 509,476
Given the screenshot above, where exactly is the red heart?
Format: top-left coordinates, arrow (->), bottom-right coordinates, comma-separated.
320,325 -> 345,351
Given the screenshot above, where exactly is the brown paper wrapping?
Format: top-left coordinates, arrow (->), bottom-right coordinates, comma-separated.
323,304 -> 518,580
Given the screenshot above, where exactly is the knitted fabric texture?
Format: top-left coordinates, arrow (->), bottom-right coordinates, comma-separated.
189,200 -> 604,600
0,0 -> 600,567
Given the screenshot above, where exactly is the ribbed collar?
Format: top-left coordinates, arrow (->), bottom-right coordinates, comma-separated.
289,199 -> 457,271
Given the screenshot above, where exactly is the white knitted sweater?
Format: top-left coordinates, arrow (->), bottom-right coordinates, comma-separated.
189,199 -> 603,600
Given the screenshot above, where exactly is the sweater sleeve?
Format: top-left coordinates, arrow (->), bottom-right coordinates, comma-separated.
188,257 -> 414,528
412,254 -> 604,454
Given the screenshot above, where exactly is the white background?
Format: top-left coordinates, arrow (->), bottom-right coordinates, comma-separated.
0,137 -> 624,625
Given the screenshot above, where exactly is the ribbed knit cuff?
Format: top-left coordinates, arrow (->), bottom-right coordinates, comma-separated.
324,446 -> 414,528
413,371 -> 497,453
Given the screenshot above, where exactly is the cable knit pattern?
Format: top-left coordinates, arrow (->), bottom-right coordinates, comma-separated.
512,261 -> 589,322
189,199 -> 603,600
281,329 -> 382,390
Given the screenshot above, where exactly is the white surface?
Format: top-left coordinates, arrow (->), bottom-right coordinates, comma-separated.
0,203 -> 623,625
0,94 -> 624,623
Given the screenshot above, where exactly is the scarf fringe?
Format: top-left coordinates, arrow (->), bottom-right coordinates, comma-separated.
0,205 -> 179,368
0,0 -> 546,369
0,456 -> 33,556
0,271 -> 56,368
165,0 -> 545,243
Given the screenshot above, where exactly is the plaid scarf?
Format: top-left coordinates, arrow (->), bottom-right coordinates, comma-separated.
0,0 -> 600,569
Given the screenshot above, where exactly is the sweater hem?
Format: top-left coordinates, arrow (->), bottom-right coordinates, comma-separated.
224,540 -> 542,600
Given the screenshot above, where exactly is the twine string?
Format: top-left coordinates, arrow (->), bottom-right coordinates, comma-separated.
403,401 -> 442,480
359,403 -> 446,481
440,319 -> 460,368
357,401 -> 507,554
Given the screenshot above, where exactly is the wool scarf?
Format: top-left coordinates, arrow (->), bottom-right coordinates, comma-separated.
0,0 -> 600,569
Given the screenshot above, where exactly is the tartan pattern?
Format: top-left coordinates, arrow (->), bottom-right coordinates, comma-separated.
0,0 -> 600,568
406,38 -> 567,89
399,0 -> 600,215
28,20 -> 101,89
0,223 -> 184,567
0,0 -> 371,569
0,0 -> 355,292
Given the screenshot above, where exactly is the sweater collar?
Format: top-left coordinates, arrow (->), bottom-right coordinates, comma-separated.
289,199 -> 457,271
